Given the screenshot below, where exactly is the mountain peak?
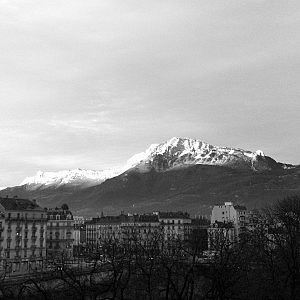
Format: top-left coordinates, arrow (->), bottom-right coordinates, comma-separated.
129,137 -> 275,172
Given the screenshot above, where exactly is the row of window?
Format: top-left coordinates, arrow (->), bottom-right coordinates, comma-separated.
4,249 -> 44,259
7,213 -> 45,219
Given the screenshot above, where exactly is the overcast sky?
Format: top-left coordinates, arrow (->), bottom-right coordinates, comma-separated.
1,0 -> 300,187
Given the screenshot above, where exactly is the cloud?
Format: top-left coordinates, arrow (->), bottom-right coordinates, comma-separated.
48,111 -> 118,134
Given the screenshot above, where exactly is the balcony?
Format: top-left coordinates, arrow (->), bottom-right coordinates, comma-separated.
31,236 -> 37,242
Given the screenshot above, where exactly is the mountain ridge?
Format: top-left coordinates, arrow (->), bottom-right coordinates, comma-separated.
17,137 -> 292,190
1,137 -> 299,216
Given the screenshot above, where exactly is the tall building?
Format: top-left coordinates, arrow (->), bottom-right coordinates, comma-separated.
73,216 -> 86,257
0,197 -> 47,274
73,216 -> 85,246
208,202 -> 248,250
211,202 -> 247,229
46,204 -> 74,259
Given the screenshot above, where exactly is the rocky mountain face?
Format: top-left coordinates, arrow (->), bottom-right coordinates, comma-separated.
1,137 -> 298,216
128,137 -> 281,173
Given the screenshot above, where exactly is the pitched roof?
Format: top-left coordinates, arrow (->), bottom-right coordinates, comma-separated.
0,197 -> 42,211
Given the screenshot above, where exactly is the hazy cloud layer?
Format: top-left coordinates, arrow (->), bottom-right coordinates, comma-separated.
1,0 -> 300,186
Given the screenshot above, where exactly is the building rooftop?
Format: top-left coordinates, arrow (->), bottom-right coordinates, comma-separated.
46,205 -> 73,220
158,211 -> 190,219
213,203 -> 247,211
135,214 -> 159,223
0,197 -> 42,211
86,215 -> 130,225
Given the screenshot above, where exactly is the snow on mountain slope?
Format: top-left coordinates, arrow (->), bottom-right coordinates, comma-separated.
20,137 -> 280,190
126,137 -> 277,172
21,168 -> 125,189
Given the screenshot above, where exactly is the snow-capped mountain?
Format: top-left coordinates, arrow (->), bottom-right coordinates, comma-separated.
2,137 -> 298,216
21,168 -> 125,189
126,137 -> 279,173
19,137 -> 281,190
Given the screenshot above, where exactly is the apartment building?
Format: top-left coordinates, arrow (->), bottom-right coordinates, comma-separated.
46,204 -> 74,259
0,197 -> 47,274
86,215 -> 128,248
209,202 -> 248,250
73,216 -> 85,246
85,212 -> 192,248
211,202 -> 247,228
157,211 -> 192,241
122,214 -> 162,246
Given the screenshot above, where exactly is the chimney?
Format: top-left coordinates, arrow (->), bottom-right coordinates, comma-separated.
32,199 -> 37,205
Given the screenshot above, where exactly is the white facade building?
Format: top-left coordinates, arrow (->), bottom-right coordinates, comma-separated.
211,202 -> 247,228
